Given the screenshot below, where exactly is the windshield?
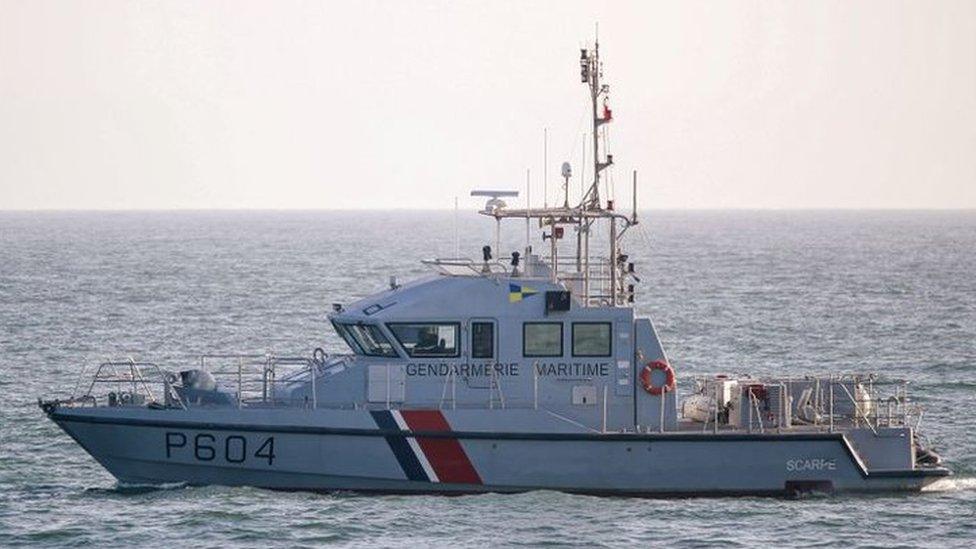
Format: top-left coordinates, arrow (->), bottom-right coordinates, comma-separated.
335,322 -> 398,357
332,322 -> 362,354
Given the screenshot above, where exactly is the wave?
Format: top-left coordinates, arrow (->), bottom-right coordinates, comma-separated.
83,481 -> 190,496
921,476 -> 976,493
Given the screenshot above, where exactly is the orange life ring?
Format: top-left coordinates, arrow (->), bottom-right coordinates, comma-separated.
639,360 -> 675,396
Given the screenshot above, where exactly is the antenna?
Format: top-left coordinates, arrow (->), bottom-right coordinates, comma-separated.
561,162 -> 572,208
581,132 -> 586,203
543,128 -> 548,208
525,169 -> 531,276
632,170 -> 638,224
454,196 -> 459,258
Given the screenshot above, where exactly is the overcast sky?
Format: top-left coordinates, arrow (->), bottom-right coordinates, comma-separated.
1,1 -> 973,210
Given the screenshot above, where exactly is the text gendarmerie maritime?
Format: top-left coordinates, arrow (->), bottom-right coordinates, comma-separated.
405,362 -> 610,377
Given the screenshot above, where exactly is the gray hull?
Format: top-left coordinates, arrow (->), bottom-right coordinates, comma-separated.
50,407 -> 948,497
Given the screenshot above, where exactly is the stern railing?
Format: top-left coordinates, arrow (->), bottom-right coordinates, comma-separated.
688,373 -> 917,434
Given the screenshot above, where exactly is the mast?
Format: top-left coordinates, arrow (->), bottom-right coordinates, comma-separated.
590,43 -> 601,209
473,33 -> 635,308
580,34 -> 617,303
580,39 -> 613,212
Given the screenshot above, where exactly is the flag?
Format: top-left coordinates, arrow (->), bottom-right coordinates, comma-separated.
509,284 -> 538,303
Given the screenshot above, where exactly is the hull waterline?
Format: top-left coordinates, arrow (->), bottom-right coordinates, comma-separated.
48,407 -> 949,497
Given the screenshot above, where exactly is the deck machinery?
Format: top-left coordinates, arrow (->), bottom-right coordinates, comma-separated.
41,38 -> 949,496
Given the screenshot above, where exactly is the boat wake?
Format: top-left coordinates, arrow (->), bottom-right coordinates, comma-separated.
110,481 -> 190,494
921,476 -> 976,493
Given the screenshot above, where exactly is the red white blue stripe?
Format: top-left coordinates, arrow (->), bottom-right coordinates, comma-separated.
370,410 -> 482,485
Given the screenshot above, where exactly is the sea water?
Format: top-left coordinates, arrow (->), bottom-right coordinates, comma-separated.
1,210 -> 973,547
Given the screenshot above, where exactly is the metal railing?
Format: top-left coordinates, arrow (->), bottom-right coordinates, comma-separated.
63,353 -> 347,411
200,353 -> 326,409
66,358 -> 186,409
422,255 -> 627,308
686,373 -> 917,434
543,255 -> 626,307
422,258 -> 511,277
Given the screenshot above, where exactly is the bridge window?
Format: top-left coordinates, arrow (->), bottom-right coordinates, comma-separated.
388,323 -> 460,358
340,323 -> 398,358
471,322 -> 494,359
523,322 -> 563,357
572,322 -> 612,357
332,322 -> 363,354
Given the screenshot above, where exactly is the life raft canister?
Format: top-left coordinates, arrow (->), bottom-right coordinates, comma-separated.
639,360 -> 676,396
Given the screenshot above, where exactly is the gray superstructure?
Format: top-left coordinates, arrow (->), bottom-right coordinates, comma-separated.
40,37 -> 949,497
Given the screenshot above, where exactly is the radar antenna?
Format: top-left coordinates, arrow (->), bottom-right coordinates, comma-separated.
471,190 -> 519,254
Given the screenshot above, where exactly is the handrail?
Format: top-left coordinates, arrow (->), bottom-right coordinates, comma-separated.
203,354 -> 319,409
687,373 -> 913,433
80,360 -> 186,410
422,258 -> 511,276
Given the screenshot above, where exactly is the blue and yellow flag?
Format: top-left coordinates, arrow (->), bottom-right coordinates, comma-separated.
509,283 -> 538,303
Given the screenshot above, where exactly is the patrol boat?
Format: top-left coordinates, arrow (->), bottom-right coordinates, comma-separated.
41,38 -> 950,497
